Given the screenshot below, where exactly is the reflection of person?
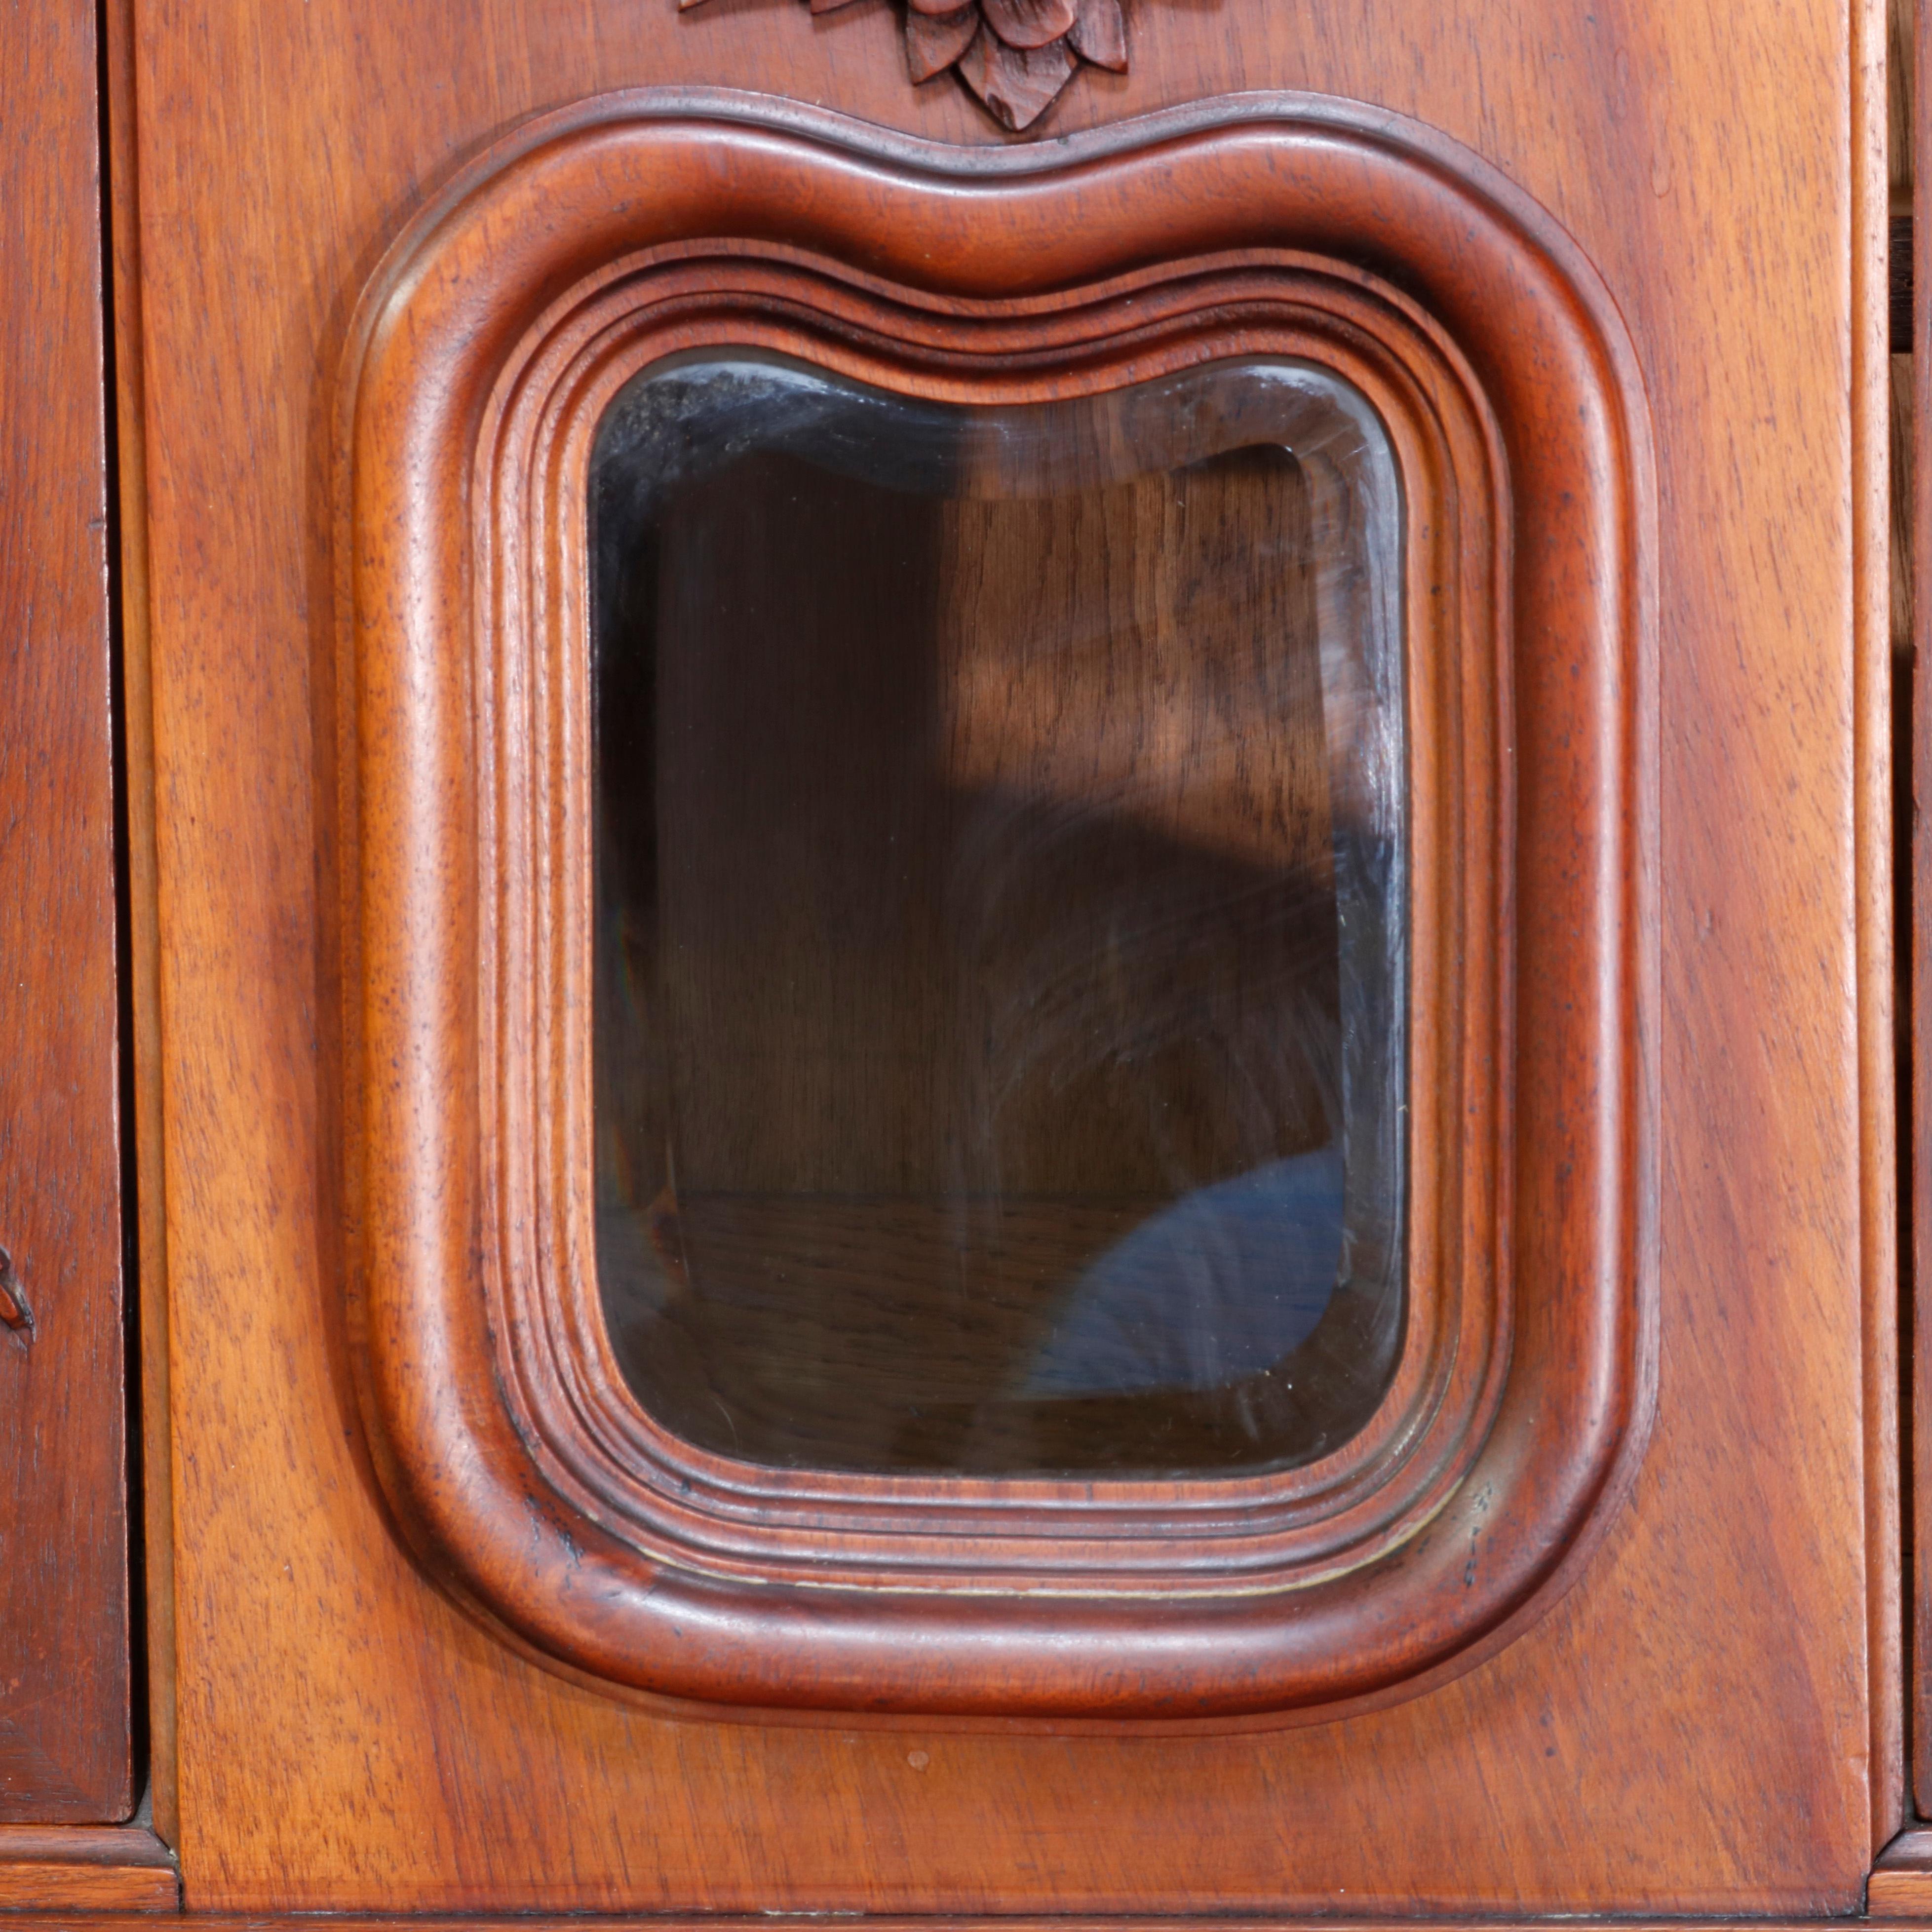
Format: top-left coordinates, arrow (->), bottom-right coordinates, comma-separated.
1022,1146 -> 1344,1398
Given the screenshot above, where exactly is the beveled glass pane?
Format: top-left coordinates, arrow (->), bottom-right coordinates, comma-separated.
590,354 -> 1405,1476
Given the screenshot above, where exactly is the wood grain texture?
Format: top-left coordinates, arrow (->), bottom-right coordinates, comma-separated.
683,0 -> 1126,130
102,0 -> 179,1851
339,102 -> 1648,1720
1899,0 -> 1918,216
0,1828 -> 177,1912
1915,0 -> 1932,1822
0,0 -> 132,1824
0,1920 -> 1881,1932
1871,1826 -> 1932,1912
1855,0 -> 1903,1855
1897,355 -> 1915,661
123,0 -> 1887,1912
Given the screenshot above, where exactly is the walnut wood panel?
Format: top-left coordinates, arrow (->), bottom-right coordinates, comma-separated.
0,1829 -> 179,1913
125,0 -> 1892,1910
0,1919 -> 1879,1932
340,101 -> 1649,1720
0,0 -> 132,1824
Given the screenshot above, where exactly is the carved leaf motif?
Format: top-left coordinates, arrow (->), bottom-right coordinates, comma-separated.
955,21 -> 1077,129
906,4 -> 980,80
1067,0 -> 1126,71
978,0 -> 1078,49
679,0 -> 1126,133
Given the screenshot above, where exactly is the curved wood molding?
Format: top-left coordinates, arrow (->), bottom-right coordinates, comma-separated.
340,92 -> 1658,1721
0,1830 -> 178,1914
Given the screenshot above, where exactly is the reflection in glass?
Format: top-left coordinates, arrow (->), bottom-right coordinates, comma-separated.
590,354 -> 1405,1475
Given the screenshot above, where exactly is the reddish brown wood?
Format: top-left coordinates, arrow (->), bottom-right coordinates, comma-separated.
680,0 -> 1128,129
339,99 -> 1653,1721
102,0 -> 180,1847
1916,0 -> 1932,1819
1859,0 -> 1904,1855
1870,1827 -> 1932,1913
123,0 -> 1890,1912
0,1829 -> 178,1912
0,1920 -> 1880,1932
908,9 -> 979,82
0,0 -> 132,1824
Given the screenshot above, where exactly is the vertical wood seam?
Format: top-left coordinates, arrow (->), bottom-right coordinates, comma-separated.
1857,0 -> 1906,1855
1912,0 -> 1932,1820
102,0 -> 179,1852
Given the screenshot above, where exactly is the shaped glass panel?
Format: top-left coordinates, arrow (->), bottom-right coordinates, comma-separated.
591,354 -> 1405,1475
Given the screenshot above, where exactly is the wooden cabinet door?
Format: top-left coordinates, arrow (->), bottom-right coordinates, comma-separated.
0,0 -> 132,1828
123,0 -> 1896,1913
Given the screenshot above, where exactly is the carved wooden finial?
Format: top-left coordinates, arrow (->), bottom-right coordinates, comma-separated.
679,0 -> 1127,133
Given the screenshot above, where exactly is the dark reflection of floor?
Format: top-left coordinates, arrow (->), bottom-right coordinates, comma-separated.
608,1193 -> 1159,1454
599,1190 -> 1385,1475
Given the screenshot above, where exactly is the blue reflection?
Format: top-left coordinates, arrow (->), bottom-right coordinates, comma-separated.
1023,1146 -> 1343,1397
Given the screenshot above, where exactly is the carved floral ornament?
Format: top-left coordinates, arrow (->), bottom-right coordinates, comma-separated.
677,0 -> 1128,132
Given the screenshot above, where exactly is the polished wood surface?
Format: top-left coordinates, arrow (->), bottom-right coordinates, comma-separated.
1870,1826 -> 1932,1913
1859,0 -> 1904,1855
0,0 -> 132,1825
0,1828 -> 178,1913
681,0 -> 1131,130
1915,0 -> 1932,1827
122,0 -> 1893,1911
341,100 -> 1641,1720
103,0 -> 181,1849
0,1919 -> 1890,1932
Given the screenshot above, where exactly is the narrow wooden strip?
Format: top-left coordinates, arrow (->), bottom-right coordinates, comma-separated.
1897,354 -> 1916,657
0,1827 -> 173,1865
102,0 -> 180,1847
0,1920 -> 1878,1931
1871,1827 -> 1932,1912
0,1863 -> 178,1911
1895,214 -> 1915,351
1895,0 -> 1917,214
0,0 -> 131,1822
0,1826 -> 178,1911
1854,0 -> 1905,1855
1913,0 -> 1932,1819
